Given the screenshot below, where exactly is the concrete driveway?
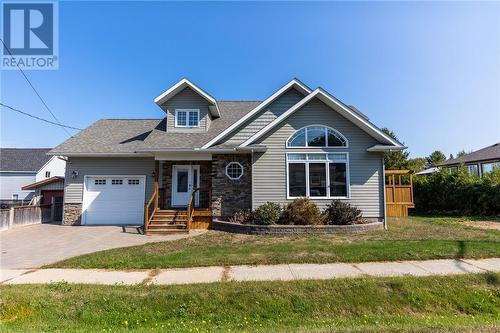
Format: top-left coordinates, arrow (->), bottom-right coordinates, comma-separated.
0,223 -> 204,269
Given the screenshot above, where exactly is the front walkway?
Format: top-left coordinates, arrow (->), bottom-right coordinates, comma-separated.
0,223 -> 206,269
2,258 -> 498,285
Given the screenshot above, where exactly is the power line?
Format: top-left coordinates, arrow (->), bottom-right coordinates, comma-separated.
0,38 -> 73,136
0,102 -> 82,130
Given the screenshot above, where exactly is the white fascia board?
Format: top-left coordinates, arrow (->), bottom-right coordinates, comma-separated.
154,78 -> 221,117
367,144 -> 407,152
241,88 -> 404,148
51,153 -> 154,157
201,79 -> 312,149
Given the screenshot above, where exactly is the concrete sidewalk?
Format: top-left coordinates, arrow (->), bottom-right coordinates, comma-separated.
1,258 -> 498,285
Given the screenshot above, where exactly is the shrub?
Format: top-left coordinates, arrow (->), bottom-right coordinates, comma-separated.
322,200 -> 362,225
280,198 -> 323,225
228,209 -> 252,224
252,202 -> 283,225
413,168 -> 500,215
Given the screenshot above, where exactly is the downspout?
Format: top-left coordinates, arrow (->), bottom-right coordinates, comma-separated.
382,155 -> 387,230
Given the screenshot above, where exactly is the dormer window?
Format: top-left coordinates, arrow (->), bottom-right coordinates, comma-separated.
175,109 -> 200,128
45,171 -> 51,178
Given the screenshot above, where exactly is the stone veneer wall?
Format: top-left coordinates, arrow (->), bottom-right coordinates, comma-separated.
211,154 -> 252,218
161,160 -> 212,208
62,203 -> 82,225
212,220 -> 383,235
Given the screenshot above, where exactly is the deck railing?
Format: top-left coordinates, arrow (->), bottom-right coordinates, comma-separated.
144,182 -> 159,231
186,187 -> 211,230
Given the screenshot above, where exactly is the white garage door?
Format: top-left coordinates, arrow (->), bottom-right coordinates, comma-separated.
82,176 -> 146,225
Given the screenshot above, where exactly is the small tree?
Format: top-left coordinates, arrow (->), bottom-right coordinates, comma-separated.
426,151 -> 447,168
381,128 -> 409,170
406,157 -> 426,173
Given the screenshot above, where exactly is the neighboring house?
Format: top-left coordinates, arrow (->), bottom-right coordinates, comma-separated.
21,155 -> 66,208
0,148 -> 52,207
49,78 -> 404,232
440,143 -> 500,177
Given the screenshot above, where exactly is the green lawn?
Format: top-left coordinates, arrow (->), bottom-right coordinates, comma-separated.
48,216 -> 500,269
1,274 -> 498,332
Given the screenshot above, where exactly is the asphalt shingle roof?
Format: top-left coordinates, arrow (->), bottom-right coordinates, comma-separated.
0,148 -> 51,172
50,101 -> 261,154
440,143 -> 500,166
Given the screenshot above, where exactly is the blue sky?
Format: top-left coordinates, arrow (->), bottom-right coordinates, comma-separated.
1,1 -> 499,158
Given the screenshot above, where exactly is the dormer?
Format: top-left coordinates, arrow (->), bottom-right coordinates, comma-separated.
154,79 -> 220,132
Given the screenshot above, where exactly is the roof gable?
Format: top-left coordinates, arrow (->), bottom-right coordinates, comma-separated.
154,78 -> 220,117
201,79 -> 311,149
241,88 -> 403,148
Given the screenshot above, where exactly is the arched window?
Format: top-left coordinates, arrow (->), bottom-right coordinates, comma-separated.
286,126 -> 347,148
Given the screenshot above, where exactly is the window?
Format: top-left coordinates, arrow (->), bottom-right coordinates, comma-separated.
466,164 -> 479,177
287,153 -> 349,198
94,179 -> 106,185
482,162 -> 500,175
12,194 -> 19,200
128,179 -> 140,185
287,126 -> 347,148
45,171 -> 50,178
225,162 -> 244,180
111,179 -> 123,185
175,109 -> 200,127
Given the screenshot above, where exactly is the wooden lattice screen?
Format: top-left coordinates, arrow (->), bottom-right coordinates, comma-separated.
385,170 -> 415,217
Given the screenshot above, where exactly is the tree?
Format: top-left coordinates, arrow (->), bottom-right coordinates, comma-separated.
381,128 -> 409,170
456,150 -> 470,158
426,150 -> 447,168
406,157 -> 426,173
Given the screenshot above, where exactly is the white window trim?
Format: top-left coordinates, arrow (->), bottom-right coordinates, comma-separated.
286,152 -> 350,200
286,125 -> 349,149
174,109 -> 200,128
225,161 -> 244,180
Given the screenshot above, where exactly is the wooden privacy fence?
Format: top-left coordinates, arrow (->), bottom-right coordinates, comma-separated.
385,170 -> 415,217
0,205 -> 53,231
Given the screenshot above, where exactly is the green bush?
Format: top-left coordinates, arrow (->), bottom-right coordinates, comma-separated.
280,198 -> 323,225
413,168 -> 500,215
323,200 -> 362,225
252,202 -> 283,225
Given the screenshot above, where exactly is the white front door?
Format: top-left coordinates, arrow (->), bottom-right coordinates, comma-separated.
172,165 -> 200,207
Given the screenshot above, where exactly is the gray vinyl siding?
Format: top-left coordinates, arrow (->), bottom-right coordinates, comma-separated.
222,88 -> 305,145
0,172 -> 36,200
64,157 -> 155,203
161,87 -> 211,132
252,97 -> 385,218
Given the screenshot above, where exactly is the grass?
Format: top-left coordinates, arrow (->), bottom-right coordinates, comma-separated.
48,216 -> 500,269
1,274 -> 499,332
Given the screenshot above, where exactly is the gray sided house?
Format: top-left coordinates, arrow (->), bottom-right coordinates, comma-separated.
50,79 -> 404,233
0,148 -> 52,206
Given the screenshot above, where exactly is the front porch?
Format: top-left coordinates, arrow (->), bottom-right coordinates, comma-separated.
143,154 -> 252,235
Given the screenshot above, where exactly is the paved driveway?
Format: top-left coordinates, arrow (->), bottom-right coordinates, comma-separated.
0,224 -> 204,269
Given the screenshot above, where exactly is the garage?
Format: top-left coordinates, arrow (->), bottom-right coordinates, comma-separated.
82,176 -> 146,225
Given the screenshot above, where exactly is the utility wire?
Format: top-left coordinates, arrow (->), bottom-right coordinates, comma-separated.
0,38 -> 73,136
0,102 -> 82,130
